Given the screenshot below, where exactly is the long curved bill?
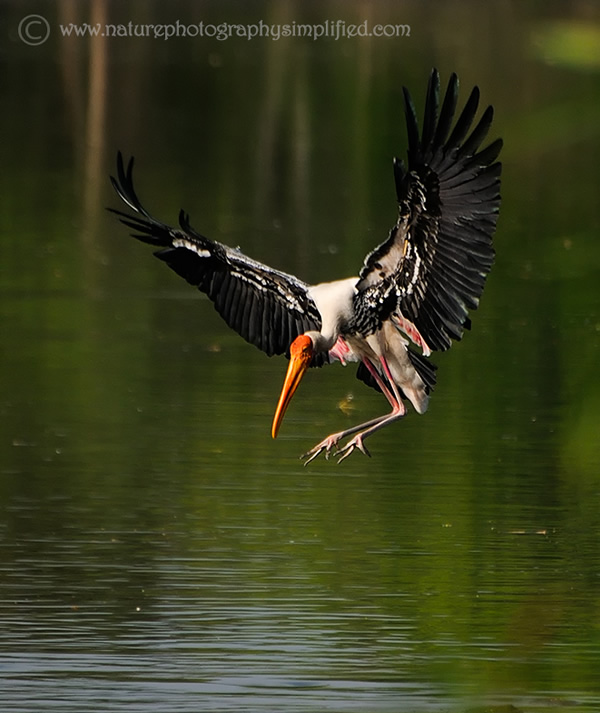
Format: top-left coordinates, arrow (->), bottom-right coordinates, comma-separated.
271,351 -> 310,439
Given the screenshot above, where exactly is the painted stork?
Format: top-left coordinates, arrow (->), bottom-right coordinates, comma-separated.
110,69 -> 502,463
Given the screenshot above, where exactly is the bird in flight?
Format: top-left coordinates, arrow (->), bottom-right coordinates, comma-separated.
110,69 -> 502,463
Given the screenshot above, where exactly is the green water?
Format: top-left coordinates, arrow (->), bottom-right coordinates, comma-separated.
1,1 -> 600,711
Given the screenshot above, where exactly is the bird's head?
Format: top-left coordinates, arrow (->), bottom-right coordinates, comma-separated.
271,334 -> 314,439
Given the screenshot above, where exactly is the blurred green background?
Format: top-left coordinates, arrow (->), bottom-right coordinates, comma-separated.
1,1 -> 599,712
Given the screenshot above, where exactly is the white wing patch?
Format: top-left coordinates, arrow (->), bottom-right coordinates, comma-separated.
172,237 -> 211,258
404,245 -> 422,296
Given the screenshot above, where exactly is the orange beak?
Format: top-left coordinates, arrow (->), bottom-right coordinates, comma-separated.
271,335 -> 313,438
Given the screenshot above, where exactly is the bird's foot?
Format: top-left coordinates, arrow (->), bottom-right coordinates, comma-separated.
335,434 -> 371,463
301,434 -> 343,465
301,432 -> 371,464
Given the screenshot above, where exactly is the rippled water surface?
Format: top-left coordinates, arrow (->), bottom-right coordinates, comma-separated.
2,1 -> 600,711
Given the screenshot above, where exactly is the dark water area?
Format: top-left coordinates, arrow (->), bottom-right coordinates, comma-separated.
1,1 -> 600,711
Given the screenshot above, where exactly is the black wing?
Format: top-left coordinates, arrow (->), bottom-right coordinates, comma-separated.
355,69 -> 502,351
109,152 -> 322,358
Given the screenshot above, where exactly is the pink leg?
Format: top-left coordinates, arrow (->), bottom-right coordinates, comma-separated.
301,356 -> 406,464
334,356 -> 406,462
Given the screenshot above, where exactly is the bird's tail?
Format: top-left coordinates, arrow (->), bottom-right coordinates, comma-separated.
406,349 -> 437,393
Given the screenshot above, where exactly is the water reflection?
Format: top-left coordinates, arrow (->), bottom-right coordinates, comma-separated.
2,319 -> 600,710
2,0 -> 600,711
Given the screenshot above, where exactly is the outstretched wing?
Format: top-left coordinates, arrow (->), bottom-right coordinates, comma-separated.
355,69 -> 502,351
109,152 -> 322,358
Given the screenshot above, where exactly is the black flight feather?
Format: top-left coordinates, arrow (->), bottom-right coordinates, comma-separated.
109,152 -> 324,363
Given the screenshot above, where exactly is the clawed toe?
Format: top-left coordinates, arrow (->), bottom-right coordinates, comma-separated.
301,435 -> 341,465
301,445 -> 327,465
335,436 -> 371,463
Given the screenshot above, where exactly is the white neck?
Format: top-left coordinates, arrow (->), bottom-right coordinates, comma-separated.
305,330 -> 335,353
307,277 -> 358,351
